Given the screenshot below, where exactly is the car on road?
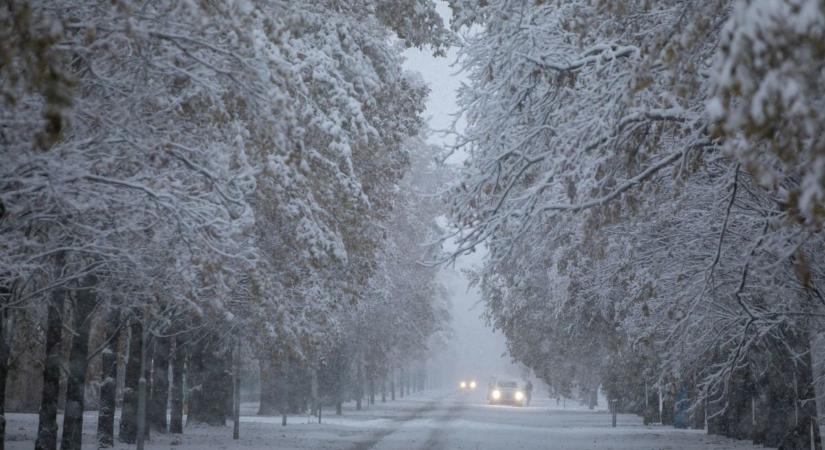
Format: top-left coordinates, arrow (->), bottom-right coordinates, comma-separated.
488,379 -> 526,406
459,379 -> 477,392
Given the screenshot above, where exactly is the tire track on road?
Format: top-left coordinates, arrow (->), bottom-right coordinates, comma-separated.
420,397 -> 466,450
348,394 -> 451,450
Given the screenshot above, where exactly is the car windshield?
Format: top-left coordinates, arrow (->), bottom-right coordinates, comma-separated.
497,381 -> 518,388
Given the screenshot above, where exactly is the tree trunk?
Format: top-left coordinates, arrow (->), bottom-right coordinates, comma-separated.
233,339 -> 240,440
60,275 -> 98,450
169,337 -> 185,434
355,361 -> 363,411
369,376 -> 375,406
284,358 -> 306,415
355,355 -> 366,411
0,327 -> 7,450
589,385 -> 598,410
0,280 -> 13,450
399,367 -> 405,399
310,365 -> 318,416
391,369 -> 395,401
257,359 -> 281,416
187,337 -> 229,426
743,332 -> 823,450
136,323 -> 149,450
119,318 -> 143,444
97,309 -> 120,448
780,341 -> 821,450
149,336 -> 170,433
279,358 -> 288,426
35,251 -> 66,450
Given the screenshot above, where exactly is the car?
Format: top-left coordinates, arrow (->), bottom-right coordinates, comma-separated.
488,379 -> 526,406
459,379 -> 478,392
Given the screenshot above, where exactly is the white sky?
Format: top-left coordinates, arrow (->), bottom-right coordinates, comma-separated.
402,3 -> 465,155
402,3 -> 521,386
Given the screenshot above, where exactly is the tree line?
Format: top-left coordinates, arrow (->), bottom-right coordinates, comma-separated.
447,0 -> 825,449
0,1 -> 451,449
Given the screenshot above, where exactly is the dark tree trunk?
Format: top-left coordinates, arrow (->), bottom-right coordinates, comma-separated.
310,365 -> 318,416
35,251 -> 66,450
690,383 -> 705,430
746,332 -> 821,450
119,319 -> 143,444
354,362 -> 362,411
149,336 -> 170,433
355,361 -> 363,411
285,358 -> 306,415
187,337 -> 229,426
0,279 -> 13,450
233,340 -> 241,440
318,346 -> 347,417
728,372 -> 753,440
169,337 -> 185,434
707,367 -> 752,438
60,275 -> 99,450
0,326 -> 7,450
369,376 -> 375,406
399,368 -> 405,399
96,309 -> 120,448
660,392 -> 674,425
587,382 -> 599,410
777,339 -> 821,450
707,397 -> 729,436
0,293 -> 11,450
279,359 -> 289,426
258,359 -> 281,416
381,376 -> 386,403
390,370 -> 395,401
136,325 -> 149,450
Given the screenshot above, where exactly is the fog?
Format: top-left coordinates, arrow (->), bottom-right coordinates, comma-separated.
430,250 -> 522,389
402,3 -> 521,390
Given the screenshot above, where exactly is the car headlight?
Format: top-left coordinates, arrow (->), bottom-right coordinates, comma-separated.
491,390 -> 501,400
460,381 -> 467,389
469,381 -> 477,389
515,391 -> 524,401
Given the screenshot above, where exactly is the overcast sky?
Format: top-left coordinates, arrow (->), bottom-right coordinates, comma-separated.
402,3 -> 465,155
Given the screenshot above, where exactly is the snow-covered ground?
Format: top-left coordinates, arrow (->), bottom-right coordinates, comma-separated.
5,391 -> 771,449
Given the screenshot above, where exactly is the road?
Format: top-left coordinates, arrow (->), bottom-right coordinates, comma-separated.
3,390 -> 770,449
350,390 -> 767,450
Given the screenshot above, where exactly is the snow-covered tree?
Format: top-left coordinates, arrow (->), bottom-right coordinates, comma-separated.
447,1 -> 825,446
1,0 -> 449,448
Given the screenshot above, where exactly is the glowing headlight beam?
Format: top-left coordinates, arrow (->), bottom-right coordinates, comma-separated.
515,391 -> 524,401
491,390 -> 501,400
469,381 -> 477,389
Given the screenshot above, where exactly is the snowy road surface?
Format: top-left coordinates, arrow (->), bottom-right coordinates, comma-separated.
6,391 -> 769,449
